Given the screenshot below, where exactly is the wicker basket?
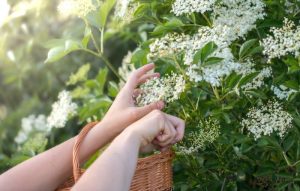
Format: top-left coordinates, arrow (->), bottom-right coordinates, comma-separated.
56,122 -> 174,191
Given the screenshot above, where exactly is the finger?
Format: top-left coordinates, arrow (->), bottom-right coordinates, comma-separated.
134,101 -> 164,119
165,114 -> 185,142
157,121 -> 176,147
138,73 -> 160,84
133,89 -> 142,98
125,63 -> 155,91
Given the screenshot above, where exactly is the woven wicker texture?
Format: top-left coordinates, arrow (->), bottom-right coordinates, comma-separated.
56,122 -> 174,191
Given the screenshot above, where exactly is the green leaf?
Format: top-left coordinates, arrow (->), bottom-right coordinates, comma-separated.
99,0 -> 116,27
152,18 -> 184,35
200,42 -> 218,63
45,40 -> 82,63
71,86 -> 90,98
202,57 -> 224,67
45,46 -> 66,63
131,49 -> 148,67
82,27 -> 92,48
108,81 -> 119,97
65,40 -> 81,52
238,72 -> 259,87
227,73 -> 242,89
96,68 -> 108,94
239,39 -> 259,59
193,42 -> 218,64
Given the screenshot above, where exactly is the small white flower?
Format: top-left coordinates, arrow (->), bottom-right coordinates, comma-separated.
242,67 -> 272,91
171,0 -> 216,16
136,73 -> 185,106
14,131 -> 28,145
241,101 -> 293,140
213,0 -> 266,40
177,118 -> 220,154
47,90 -> 78,128
14,114 -> 48,144
260,18 -> 300,62
271,85 -> 297,100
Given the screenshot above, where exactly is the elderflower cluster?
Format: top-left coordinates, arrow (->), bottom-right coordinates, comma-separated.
183,26 -> 241,86
260,18 -> 300,62
148,33 -> 191,60
14,114 -> 48,144
149,26 -> 241,86
177,118 -> 220,154
57,0 -> 97,18
118,51 -> 136,88
242,67 -> 272,91
136,73 -> 185,106
241,101 -> 293,140
271,85 -> 297,100
213,0 -> 266,40
171,0 -> 216,16
47,90 -> 78,129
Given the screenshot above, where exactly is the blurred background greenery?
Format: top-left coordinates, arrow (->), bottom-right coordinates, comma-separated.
0,0 -> 135,171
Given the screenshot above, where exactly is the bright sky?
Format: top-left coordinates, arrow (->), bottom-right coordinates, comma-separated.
0,0 -> 10,27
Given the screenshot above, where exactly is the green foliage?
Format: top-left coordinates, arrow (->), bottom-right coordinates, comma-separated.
2,0 -> 300,190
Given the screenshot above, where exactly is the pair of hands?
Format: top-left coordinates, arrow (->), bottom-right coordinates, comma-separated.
101,63 -> 185,152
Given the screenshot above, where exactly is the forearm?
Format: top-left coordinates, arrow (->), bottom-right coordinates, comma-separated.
73,129 -> 141,191
0,121 -> 118,191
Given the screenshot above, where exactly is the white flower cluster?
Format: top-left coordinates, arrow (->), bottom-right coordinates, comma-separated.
241,101 -> 293,140
148,33 -> 190,60
118,51 -> 136,88
260,18 -> 300,62
149,26 -> 241,86
177,118 -> 220,154
47,90 -> 78,129
14,114 -> 48,144
213,0 -> 266,40
171,0 -> 216,16
136,73 -> 185,106
271,85 -> 297,100
57,0 -> 97,18
241,67 -> 272,91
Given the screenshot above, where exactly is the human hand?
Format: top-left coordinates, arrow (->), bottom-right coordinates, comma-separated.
100,63 -> 164,136
125,110 -> 185,152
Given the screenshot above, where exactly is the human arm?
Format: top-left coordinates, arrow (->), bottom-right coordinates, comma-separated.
0,64 -> 164,191
72,110 -> 185,191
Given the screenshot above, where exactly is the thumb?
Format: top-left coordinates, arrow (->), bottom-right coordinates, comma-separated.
135,101 -> 164,119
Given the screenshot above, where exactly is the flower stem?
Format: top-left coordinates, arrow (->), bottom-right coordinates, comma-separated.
80,48 -> 125,81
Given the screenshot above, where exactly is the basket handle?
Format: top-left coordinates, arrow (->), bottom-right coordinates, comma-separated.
72,121 -> 98,182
